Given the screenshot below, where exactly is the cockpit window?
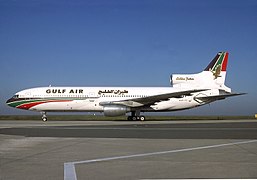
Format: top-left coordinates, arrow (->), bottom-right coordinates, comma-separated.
12,95 -> 19,99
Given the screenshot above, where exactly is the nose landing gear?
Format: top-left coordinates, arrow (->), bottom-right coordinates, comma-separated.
41,112 -> 47,122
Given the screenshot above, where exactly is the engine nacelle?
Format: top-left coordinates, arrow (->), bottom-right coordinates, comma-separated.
103,105 -> 130,116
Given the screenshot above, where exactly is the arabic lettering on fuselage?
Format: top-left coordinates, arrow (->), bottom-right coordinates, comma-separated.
98,90 -> 128,95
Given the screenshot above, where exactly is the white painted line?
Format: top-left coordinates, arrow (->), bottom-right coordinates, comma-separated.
64,139 -> 257,180
64,162 -> 77,180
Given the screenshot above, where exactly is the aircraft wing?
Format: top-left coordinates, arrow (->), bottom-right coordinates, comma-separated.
100,89 -> 207,107
195,92 -> 246,102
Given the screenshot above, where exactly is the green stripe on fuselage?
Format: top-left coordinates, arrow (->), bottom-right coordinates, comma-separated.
7,99 -> 45,108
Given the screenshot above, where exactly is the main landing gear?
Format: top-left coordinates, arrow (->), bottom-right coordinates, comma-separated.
41,112 -> 47,122
127,111 -> 145,121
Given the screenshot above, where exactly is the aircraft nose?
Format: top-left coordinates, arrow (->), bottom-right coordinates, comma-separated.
6,97 -> 17,108
6,98 -> 13,104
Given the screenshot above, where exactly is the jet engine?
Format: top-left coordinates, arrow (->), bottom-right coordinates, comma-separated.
103,105 -> 130,116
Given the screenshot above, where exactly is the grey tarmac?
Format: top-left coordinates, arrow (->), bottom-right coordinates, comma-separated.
1,119 -> 257,180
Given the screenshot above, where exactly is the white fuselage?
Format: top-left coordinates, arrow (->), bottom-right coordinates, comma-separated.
12,86 -> 218,113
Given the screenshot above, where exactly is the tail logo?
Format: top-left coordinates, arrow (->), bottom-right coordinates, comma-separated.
211,65 -> 221,79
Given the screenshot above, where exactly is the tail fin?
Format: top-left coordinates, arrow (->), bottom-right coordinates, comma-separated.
171,52 -> 231,92
204,52 -> 228,80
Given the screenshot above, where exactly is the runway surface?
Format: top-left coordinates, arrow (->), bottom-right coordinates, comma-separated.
1,119 -> 257,180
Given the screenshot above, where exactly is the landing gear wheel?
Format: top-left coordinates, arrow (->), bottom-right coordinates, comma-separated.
139,116 -> 145,121
127,116 -> 146,121
132,116 -> 137,121
128,111 -> 146,121
41,112 -> 47,122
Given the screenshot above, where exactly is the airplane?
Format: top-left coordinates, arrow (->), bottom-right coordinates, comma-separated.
6,52 -> 245,121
